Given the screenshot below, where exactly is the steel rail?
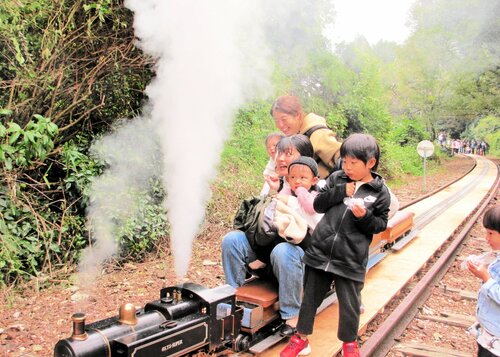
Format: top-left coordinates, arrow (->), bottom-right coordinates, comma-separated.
412,158 -> 489,229
360,161 -> 499,357
399,154 -> 476,211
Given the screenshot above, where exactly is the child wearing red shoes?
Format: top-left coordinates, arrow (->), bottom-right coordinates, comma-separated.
280,133 -> 391,357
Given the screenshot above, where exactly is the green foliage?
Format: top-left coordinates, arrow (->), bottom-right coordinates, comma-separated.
380,138 -> 446,184
61,136 -> 104,210
62,130 -> 168,261
0,126 -> 168,285
471,115 -> 499,140
308,52 -> 353,99
0,0 -> 153,287
0,179 -> 88,286
0,114 -> 57,170
393,0 -> 499,138
288,51 -> 352,138
221,100 -> 275,181
83,0 -> 113,23
333,43 -> 392,137
0,0 -> 152,138
115,178 -> 168,260
0,115 -> 87,285
380,118 -> 435,180
380,141 -> 425,177
471,115 -> 500,157
324,109 -> 348,138
0,196 -> 35,285
387,118 -> 430,147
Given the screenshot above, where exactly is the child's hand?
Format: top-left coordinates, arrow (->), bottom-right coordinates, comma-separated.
346,182 -> 355,197
265,174 -> 280,191
466,261 -> 491,283
351,203 -> 366,218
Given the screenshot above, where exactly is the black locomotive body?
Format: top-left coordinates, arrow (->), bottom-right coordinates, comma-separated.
54,283 -> 243,357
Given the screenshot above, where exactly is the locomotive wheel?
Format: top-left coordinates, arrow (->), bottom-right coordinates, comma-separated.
234,334 -> 251,352
383,242 -> 394,250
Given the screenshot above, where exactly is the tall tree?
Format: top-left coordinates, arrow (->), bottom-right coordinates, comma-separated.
335,38 -> 392,137
391,0 -> 499,138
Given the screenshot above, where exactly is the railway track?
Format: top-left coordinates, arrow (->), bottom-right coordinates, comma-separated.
360,158 -> 499,357
260,155 -> 499,356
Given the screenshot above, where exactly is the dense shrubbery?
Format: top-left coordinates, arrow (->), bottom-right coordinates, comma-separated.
0,0 -> 153,286
470,115 -> 500,157
0,114 -> 86,285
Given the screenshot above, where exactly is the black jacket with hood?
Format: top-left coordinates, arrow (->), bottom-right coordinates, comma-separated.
303,170 -> 390,283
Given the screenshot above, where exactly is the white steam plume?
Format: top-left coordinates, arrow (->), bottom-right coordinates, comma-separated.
78,118 -> 160,286
125,0 -> 271,278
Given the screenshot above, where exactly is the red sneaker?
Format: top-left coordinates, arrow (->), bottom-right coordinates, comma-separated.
280,334 -> 311,357
342,341 -> 360,357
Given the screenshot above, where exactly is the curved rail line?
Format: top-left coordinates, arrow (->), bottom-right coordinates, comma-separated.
359,159 -> 499,356
400,154 -> 477,211
412,157 -> 489,229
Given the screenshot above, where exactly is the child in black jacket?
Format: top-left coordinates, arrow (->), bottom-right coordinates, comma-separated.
280,133 -> 391,357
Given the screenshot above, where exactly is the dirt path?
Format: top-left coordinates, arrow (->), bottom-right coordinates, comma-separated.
0,155 -> 481,356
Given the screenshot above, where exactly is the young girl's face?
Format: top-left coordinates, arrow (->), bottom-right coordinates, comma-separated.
342,155 -> 376,182
275,146 -> 301,177
288,164 -> 318,193
266,136 -> 281,158
485,228 -> 500,250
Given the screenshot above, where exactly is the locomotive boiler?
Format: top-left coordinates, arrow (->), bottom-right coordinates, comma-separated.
54,283 -> 244,357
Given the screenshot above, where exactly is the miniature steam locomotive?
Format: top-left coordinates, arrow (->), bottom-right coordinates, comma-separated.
54,210 -> 416,357
54,281 -> 284,357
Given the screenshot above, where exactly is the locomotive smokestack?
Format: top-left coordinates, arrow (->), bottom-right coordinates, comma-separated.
71,312 -> 88,341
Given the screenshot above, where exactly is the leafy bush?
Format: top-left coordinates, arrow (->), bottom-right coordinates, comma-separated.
388,118 -> 429,147
221,100 -> 275,182
380,141 -> 423,178
0,113 -> 57,170
61,136 -> 104,211
115,178 -> 168,260
0,0 -> 153,286
210,101 -> 278,226
471,115 -> 500,157
0,115 -> 88,286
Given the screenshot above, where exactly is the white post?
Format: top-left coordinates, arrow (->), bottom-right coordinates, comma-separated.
417,140 -> 435,193
423,154 -> 427,191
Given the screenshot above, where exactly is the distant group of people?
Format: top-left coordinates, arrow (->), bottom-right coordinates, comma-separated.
438,132 -> 489,156
221,97 -> 498,357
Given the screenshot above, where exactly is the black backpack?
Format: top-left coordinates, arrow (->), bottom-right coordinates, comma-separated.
233,195 -> 278,249
303,125 -> 343,174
